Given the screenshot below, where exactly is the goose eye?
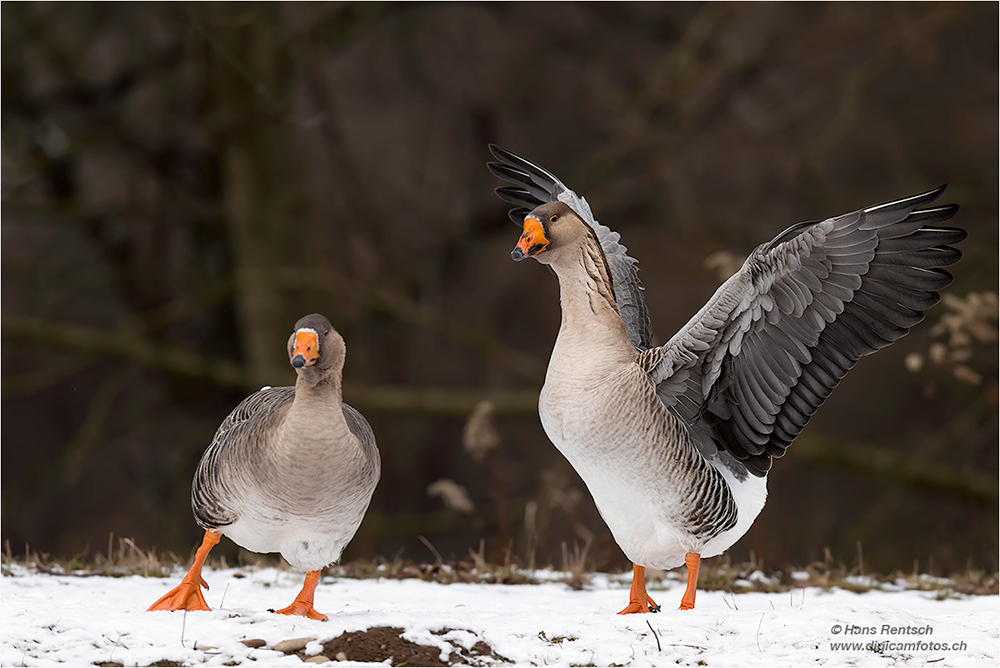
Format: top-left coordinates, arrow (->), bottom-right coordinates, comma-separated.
549,215 -> 558,223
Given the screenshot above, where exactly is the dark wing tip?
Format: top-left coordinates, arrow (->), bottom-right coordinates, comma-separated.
489,145 -> 564,224
488,143 -> 513,162
488,144 -> 524,168
486,144 -> 563,193
932,225 -> 968,246
865,184 -> 950,215
494,185 -> 543,209
927,183 -> 948,199
507,207 -> 530,225
486,161 -> 517,181
925,202 -> 960,220
911,184 -> 948,204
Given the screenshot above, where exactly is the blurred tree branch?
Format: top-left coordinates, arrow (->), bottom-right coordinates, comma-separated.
265,267 -> 546,384
208,3 -> 299,388
3,314 -> 246,387
808,4 -> 959,167
112,264 -> 544,382
2,259 -> 543,395
13,309 -> 988,485
0,356 -> 93,398
344,383 -> 536,418
59,368 -> 138,487
1,312 -> 538,416
792,428 -> 998,505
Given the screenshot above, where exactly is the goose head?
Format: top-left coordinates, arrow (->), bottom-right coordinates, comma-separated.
287,313 -> 345,387
511,202 -> 593,267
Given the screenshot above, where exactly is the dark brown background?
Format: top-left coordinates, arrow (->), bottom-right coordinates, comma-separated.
3,2 -> 997,575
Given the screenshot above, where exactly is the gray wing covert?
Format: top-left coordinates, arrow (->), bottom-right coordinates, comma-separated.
650,187 -> 964,476
191,386 -> 295,530
488,145 -> 652,350
342,402 -> 381,481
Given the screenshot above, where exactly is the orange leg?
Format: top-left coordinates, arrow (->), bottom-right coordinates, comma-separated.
148,530 -> 221,612
274,570 -> 328,621
679,552 -> 701,610
618,563 -> 660,614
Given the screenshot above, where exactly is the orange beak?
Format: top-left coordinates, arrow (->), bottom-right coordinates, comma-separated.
511,217 -> 549,261
291,330 -> 320,368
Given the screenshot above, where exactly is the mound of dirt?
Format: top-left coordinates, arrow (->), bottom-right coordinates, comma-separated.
291,626 -> 500,666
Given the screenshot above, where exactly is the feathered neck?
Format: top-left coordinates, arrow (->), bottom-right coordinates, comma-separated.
549,230 -> 634,358
275,366 -> 350,448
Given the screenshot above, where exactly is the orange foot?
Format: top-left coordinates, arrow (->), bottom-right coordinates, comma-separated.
274,599 -> 329,622
618,597 -> 660,614
618,563 -> 661,615
273,570 -> 328,621
148,530 -> 220,613
148,576 -> 211,612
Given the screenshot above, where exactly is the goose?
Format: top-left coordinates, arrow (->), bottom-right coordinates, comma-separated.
148,313 -> 380,621
487,145 -> 964,613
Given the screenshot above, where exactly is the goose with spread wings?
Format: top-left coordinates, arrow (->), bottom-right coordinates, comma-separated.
488,145 -> 964,613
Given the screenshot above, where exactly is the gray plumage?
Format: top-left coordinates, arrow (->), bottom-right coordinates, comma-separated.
489,145 -> 653,351
190,313 -> 380,573
490,145 -> 964,571
647,187 -> 964,476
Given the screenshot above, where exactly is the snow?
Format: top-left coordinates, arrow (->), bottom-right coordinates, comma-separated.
2,565 -> 997,667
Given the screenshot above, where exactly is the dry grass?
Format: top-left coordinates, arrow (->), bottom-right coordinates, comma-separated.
672,551 -> 999,598
3,536 -> 996,597
2,535 -> 179,578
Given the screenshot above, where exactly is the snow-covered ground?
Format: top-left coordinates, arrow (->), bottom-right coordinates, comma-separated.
2,564 -> 997,667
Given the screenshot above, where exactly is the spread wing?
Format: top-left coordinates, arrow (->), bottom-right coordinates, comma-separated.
649,187 -> 964,476
488,145 -> 653,351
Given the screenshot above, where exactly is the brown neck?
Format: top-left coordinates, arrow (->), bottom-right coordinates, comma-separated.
550,234 -> 634,358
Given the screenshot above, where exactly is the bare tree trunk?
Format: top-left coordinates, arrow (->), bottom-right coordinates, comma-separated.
208,4 -> 300,386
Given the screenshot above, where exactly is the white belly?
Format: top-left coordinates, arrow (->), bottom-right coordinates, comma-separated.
539,375 -> 769,570
699,461 -> 768,558
223,506 -> 368,572
583,469 -> 701,570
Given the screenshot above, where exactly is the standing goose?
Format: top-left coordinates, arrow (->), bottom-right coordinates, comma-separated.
488,145 -> 964,613
149,313 -> 380,621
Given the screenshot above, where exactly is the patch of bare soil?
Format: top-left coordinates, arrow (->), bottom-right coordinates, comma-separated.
292,626 -> 501,666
